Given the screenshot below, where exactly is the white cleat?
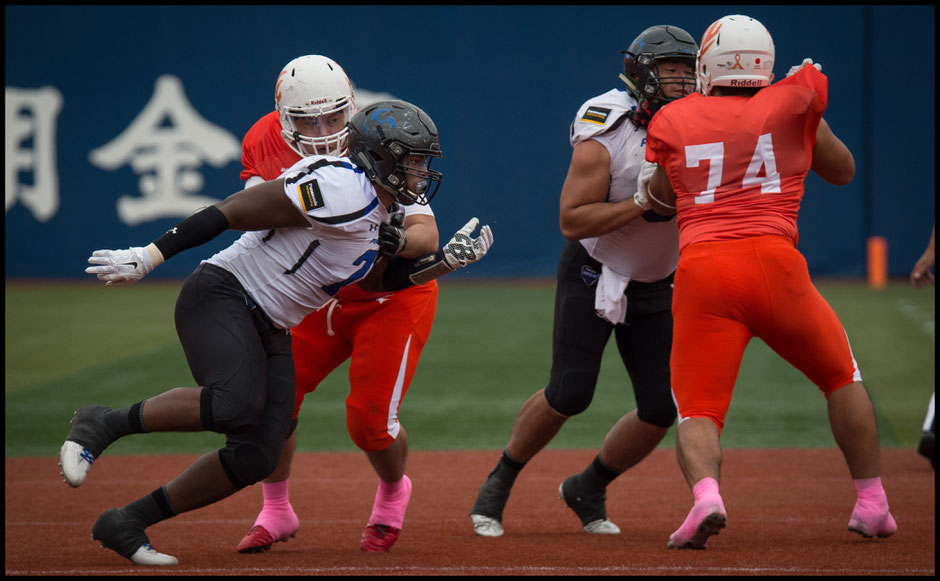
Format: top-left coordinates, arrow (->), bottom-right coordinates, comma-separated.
129,543 -> 178,566
470,514 -> 504,537
59,440 -> 95,488
583,519 -> 621,534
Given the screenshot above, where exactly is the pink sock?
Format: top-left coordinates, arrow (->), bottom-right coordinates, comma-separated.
254,479 -> 298,537
369,475 -> 413,529
671,478 -> 725,544
849,476 -> 896,537
852,476 -> 891,516
692,477 -> 720,503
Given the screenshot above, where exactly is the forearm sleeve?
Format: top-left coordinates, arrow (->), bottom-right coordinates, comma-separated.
382,249 -> 455,291
152,205 -> 230,260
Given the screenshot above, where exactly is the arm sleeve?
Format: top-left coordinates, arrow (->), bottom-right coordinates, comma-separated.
381,250 -> 454,291
151,205 -> 230,260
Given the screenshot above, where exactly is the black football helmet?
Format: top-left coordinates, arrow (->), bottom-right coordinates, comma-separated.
347,100 -> 443,205
620,25 -> 698,127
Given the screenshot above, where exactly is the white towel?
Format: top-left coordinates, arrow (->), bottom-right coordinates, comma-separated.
595,265 -> 630,324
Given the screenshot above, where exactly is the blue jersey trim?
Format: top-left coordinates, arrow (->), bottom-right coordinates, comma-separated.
310,196 -> 379,225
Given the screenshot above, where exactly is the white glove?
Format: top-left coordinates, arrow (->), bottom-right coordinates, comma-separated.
787,58 -> 822,78
85,247 -> 154,286
441,218 -> 494,269
634,160 -> 657,210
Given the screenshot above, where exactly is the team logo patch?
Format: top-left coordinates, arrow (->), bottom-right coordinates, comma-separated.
298,179 -> 325,212
580,106 -> 611,125
581,265 -> 599,286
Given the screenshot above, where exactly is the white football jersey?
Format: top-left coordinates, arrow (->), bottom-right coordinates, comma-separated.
207,156 -> 390,329
570,89 -> 678,282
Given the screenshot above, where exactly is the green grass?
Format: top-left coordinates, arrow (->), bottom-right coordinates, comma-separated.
4,279 -> 934,458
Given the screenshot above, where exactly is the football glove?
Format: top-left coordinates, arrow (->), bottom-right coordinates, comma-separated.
441,217 -> 494,269
378,210 -> 408,256
787,58 -> 822,78
85,247 -> 154,286
633,160 -> 657,210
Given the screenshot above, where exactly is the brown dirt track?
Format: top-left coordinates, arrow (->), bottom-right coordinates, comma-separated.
5,448 -> 934,576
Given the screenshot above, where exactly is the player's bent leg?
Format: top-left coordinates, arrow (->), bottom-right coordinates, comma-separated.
237,430 -> 300,554
470,449 -> 528,537
557,411 -> 670,535
507,389 -> 570,461
469,390 -> 568,536
94,461 -> 232,567
667,481 -> 727,550
361,474 -> 413,552
668,418 -> 726,549
59,406 -> 121,488
60,390 -> 198,489
361,428 -> 412,552
92,507 -> 179,566
825,382 -> 898,539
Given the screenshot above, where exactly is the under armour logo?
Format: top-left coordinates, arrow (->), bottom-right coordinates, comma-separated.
370,224 -> 378,231
166,227 -> 178,235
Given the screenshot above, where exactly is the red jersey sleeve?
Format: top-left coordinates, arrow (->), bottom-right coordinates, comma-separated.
774,63 -> 828,108
239,111 -> 301,182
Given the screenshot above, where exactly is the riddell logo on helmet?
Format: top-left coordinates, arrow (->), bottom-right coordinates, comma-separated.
730,79 -> 762,87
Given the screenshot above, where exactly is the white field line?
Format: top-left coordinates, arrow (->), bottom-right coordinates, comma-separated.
895,298 -> 935,341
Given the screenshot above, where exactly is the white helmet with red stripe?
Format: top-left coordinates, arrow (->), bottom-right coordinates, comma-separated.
697,15 -> 775,95
275,55 -> 357,157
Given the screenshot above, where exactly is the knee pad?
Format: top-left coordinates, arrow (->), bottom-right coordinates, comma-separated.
346,401 -> 395,453
544,375 -> 595,417
200,386 -> 265,435
218,441 -> 278,488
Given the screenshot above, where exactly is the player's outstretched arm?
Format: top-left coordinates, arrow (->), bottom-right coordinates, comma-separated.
85,179 -> 307,286
368,217 -> 494,292
811,118 -> 855,186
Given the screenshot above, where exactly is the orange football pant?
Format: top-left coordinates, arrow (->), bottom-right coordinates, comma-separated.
289,281 -> 438,452
670,235 -> 861,433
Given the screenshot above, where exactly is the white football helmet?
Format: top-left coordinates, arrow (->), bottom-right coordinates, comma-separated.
275,55 -> 357,157
697,15 -> 775,95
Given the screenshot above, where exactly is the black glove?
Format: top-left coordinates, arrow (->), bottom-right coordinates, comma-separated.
379,211 -> 407,256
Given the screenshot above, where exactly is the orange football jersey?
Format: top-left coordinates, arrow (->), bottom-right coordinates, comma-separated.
240,111 -> 302,182
646,66 -> 828,250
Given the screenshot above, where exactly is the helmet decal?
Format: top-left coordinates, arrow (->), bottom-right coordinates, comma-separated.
697,15 -> 775,95
366,108 -> 397,136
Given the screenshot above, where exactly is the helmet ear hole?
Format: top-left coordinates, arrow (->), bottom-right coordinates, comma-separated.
620,25 -> 698,126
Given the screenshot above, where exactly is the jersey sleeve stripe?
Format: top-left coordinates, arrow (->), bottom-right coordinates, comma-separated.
285,159 -> 363,185
310,197 -> 380,225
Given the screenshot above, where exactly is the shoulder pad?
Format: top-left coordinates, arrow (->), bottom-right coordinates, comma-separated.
570,90 -> 636,146
283,157 -> 375,223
